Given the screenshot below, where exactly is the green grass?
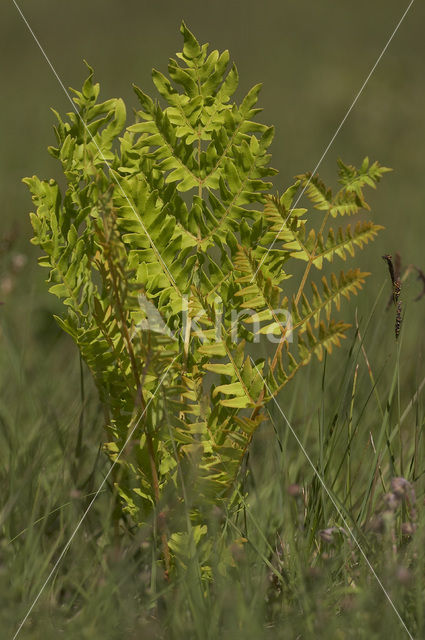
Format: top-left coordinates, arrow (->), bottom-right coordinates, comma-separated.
1,271 -> 425,639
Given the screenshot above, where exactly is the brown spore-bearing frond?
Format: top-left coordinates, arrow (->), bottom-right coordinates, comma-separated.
383,254 -> 402,340
395,301 -> 402,340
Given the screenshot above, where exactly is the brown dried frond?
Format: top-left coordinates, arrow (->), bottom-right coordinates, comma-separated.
382,254 -> 402,339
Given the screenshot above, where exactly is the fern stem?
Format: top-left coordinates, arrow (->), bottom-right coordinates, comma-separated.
197,129 -> 202,202
269,211 -> 331,374
295,212 -> 330,307
101,203 -> 171,574
146,431 -> 171,576
252,209 -> 333,422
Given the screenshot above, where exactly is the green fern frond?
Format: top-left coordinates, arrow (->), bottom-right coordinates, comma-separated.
24,22 -> 390,573
295,172 -> 332,211
298,157 -> 391,215
265,320 -> 351,400
128,23 -> 276,253
285,220 -> 383,268
337,156 -> 391,198
291,268 -> 368,332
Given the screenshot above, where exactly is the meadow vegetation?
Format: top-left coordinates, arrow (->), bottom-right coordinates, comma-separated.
1,17 -> 424,640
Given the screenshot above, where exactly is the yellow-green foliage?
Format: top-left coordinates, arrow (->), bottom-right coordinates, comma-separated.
24,22 -> 389,568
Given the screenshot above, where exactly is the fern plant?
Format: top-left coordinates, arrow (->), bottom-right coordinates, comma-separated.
24,22 -> 389,574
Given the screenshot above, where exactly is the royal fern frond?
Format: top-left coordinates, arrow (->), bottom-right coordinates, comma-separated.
284,220 -> 383,268
265,319 -> 351,400
24,22 -> 389,574
291,268 -> 369,331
